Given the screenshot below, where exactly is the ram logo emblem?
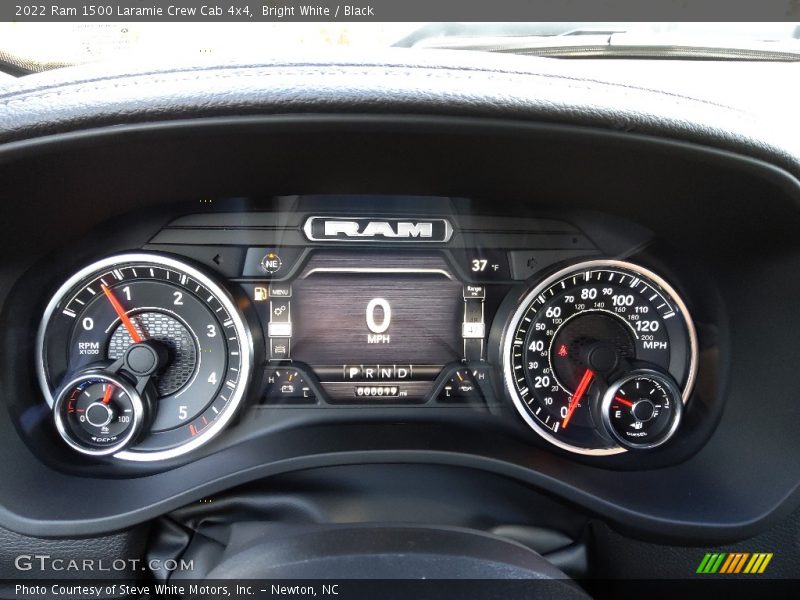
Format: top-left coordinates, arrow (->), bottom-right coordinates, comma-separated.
303,217 -> 453,242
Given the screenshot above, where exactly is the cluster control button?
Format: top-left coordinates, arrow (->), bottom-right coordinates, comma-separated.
267,288 -> 293,360
462,322 -> 485,339
463,284 -> 486,299
462,284 -> 486,361
268,283 -> 292,298
270,338 -> 291,360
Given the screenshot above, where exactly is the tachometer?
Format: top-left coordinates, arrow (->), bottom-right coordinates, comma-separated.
37,253 -> 252,461
498,260 -> 697,455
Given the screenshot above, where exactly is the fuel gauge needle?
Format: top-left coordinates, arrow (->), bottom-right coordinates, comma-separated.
562,368 -> 594,429
101,283 -> 142,343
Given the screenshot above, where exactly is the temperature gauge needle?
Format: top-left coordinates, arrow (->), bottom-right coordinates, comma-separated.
101,283 -> 142,343
562,368 -> 594,429
101,384 -> 114,405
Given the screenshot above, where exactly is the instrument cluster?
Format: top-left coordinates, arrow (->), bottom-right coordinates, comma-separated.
34,208 -> 704,463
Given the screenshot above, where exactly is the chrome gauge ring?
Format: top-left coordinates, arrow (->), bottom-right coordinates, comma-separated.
37,252 -> 253,461
500,259 -> 697,455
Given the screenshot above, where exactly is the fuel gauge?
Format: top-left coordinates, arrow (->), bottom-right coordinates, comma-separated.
601,369 -> 683,450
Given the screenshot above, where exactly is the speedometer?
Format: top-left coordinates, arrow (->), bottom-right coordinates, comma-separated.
498,260 -> 697,455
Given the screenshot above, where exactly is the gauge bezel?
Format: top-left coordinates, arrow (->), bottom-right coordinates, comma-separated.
53,369 -> 145,457
500,259 -> 698,456
37,252 -> 254,462
600,368 -> 684,450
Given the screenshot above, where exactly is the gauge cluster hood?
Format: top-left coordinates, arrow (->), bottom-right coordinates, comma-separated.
0,50 -> 799,176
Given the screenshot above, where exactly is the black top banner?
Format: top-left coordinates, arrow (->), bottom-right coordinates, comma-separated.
4,0 -> 800,22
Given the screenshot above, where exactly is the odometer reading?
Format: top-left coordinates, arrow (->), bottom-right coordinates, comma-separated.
502,260 -> 697,455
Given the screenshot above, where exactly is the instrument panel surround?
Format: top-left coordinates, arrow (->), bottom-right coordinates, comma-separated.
3,113 -> 789,540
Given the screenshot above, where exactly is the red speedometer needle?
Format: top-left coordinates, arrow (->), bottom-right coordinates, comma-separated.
101,384 -> 114,405
101,283 -> 142,343
562,368 -> 594,429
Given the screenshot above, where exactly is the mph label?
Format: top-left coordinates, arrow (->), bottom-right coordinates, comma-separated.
366,298 -> 391,344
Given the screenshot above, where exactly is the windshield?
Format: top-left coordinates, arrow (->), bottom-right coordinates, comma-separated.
1,22 -> 799,70
0,23 -> 419,67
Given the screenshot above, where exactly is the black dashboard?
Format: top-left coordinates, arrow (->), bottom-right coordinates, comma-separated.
28,199 -> 714,466
1,54 -> 800,588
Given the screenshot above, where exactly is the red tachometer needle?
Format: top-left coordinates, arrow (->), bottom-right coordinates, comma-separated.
101,384 -> 114,405
614,396 -> 633,407
562,368 -> 594,429
101,283 -> 142,343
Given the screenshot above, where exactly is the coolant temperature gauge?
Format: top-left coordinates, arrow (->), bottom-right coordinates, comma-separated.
601,370 -> 683,450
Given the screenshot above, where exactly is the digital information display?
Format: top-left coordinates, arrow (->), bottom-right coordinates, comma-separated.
243,250 -> 487,402
291,273 -> 463,367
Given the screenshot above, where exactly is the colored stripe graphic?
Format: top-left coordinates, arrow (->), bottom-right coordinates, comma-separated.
719,553 -> 749,573
733,553 -> 750,573
744,553 -> 773,574
696,553 -> 713,573
759,553 -> 773,573
718,554 -> 735,574
710,553 -> 726,573
698,552 -> 773,574
697,553 -> 726,573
